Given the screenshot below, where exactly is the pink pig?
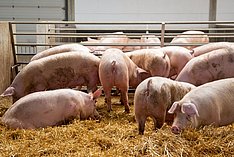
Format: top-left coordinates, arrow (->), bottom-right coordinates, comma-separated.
1,52 -> 100,102
168,78 -> 234,134
30,43 -> 91,61
1,88 -> 102,129
192,42 -> 232,57
176,46 -> 234,86
140,34 -> 161,49
99,48 -> 150,113
134,77 -> 195,134
126,49 -> 171,77
159,46 -> 193,78
170,31 -> 209,50
94,32 -> 128,54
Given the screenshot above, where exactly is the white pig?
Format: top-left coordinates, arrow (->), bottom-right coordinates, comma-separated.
30,43 -> 91,61
1,88 -> 102,129
168,78 -> 234,134
134,77 -> 195,134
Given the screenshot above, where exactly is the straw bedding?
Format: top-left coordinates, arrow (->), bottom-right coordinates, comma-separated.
0,94 -> 233,157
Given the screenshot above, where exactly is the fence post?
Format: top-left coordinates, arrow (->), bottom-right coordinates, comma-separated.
160,22 -> 165,47
36,23 -> 55,53
0,22 -> 16,93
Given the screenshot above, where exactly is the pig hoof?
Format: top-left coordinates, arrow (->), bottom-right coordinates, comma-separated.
107,109 -> 113,112
124,109 -> 130,113
171,126 -> 181,134
139,131 -> 144,135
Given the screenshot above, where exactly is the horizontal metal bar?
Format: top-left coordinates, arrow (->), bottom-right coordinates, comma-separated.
9,21 -> 234,25
16,53 -> 35,55
15,42 -> 217,47
13,32 -> 162,36
13,32 -> 234,36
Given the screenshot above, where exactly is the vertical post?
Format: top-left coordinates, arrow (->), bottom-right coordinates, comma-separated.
209,0 -> 217,22
37,24 -> 48,53
209,0 -> 217,41
160,22 -> 165,47
47,24 -> 55,46
9,22 -> 18,79
0,22 -> 16,93
67,0 -> 75,21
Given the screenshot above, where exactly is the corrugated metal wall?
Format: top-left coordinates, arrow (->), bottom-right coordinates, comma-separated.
0,0 -> 66,21
0,0 -> 66,54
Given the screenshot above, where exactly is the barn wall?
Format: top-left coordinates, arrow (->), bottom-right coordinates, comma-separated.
75,0 -> 209,22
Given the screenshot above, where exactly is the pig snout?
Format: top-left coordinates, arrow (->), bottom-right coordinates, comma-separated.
171,125 -> 182,134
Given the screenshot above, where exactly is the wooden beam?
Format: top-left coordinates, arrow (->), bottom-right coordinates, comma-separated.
0,22 -> 15,93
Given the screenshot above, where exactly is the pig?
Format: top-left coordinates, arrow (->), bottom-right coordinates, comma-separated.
159,46 -> 193,78
134,77 -> 195,135
30,43 -> 91,61
126,49 -> 171,77
80,37 -> 100,52
170,31 -> 209,50
140,34 -> 161,49
1,51 -> 100,102
168,78 -> 234,134
192,42 -> 232,57
176,46 -> 234,86
99,48 -> 150,113
122,39 -> 142,52
1,88 -> 102,129
94,32 -> 128,54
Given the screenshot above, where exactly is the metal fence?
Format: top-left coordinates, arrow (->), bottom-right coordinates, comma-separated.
9,21 -> 234,69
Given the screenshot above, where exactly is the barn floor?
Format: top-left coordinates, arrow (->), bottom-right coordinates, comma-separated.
0,94 -> 233,157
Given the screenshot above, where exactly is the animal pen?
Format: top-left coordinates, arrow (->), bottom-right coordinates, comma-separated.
1,20 -> 234,93
0,20 -> 234,156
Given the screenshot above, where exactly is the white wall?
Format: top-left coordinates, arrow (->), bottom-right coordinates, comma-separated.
217,0 -> 234,20
75,0 -> 209,22
75,0 -> 234,22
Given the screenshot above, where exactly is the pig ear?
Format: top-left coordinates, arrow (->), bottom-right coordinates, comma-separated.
90,88 -> 102,100
137,68 -> 151,79
181,103 -> 199,117
1,87 -> 15,97
168,102 -> 179,114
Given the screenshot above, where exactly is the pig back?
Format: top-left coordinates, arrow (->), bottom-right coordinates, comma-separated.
31,44 -> 90,61
192,42 -> 232,57
176,47 -> 234,86
126,49 -> 170,77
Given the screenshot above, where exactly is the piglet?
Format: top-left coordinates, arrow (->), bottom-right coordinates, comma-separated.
1,88 -> 102,129
168,78 -> 234,134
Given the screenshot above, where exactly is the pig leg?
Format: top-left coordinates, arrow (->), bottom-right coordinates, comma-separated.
120,90 -> 130,113
136,115 -> 147,135
152,115 -> 165,130
104,89 -> 112,112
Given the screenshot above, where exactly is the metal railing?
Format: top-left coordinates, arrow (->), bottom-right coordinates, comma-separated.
9,21 -> 234,67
